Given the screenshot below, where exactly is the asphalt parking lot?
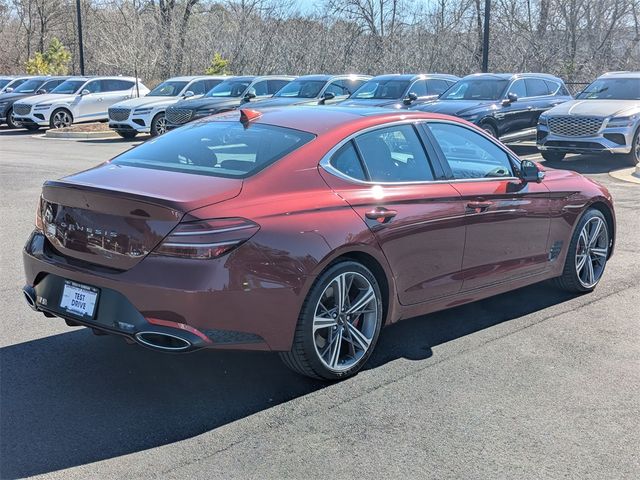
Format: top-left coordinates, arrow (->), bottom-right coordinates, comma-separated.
0,127 -> 638,480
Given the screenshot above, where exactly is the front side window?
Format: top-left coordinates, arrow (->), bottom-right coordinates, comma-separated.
41,79 -> 64,92
508,79 -> 527,98
351,79 -> 410,100
187,80 -> 207,95
354,124 -> 434,182
441,79 -> 509,101
149,81 -> 189,96
206,80 -> 252,97
51,80 -> 86,94
84,80 -> 102,93
275,80 -> 325,98
409,80 -> 428,97
111,122 -> 315,178
267,80 -> 290,95
251,81 -> 269,96
576,78 -> 640,100
427,79 -> 450,95
428,122 -> 514,179
101,79 -> 133,92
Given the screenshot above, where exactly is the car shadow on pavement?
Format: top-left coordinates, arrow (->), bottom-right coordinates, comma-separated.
0,127 -> 39,136
0,281 -> 578,479
541,153 -> 633,175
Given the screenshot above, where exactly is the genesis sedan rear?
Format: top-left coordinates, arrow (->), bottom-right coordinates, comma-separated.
23,106 -> 615,379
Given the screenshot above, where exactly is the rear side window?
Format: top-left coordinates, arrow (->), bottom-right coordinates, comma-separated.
204,79 -> 223,91
112,122 -> 315,178
525,78 -> 550,97
428,122 -> 513,179
544,80 -> 560,95
42,79 -> 64,91
354,125 -> 434,182
330,141 -> 366,180
101,79 -> 134,92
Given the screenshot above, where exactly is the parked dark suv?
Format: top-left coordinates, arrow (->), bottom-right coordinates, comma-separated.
412,73 -> 572,140
339,74 -> 459,109
0,76 -> 68,128
165,75 -> 295,129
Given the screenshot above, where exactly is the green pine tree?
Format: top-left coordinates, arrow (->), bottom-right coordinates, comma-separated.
205,53 -> 231,75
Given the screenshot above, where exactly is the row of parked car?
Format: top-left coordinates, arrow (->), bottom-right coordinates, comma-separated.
1,71 -> 639,164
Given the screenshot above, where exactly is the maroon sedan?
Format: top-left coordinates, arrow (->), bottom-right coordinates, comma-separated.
23,107 -> 615,379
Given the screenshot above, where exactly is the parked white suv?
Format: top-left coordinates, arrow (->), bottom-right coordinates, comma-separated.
12,76 -> 149,130
108,75 -> 228,138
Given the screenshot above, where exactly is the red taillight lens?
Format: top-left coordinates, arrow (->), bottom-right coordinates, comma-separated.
35,196 -> 44,231
153,217 -> 259,259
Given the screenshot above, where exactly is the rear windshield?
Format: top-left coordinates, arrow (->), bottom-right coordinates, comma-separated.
111,121 -> 315,178
576,78 -> 640,100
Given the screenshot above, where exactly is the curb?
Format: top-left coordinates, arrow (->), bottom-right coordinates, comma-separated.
608,166 -> 640,184
45,130 -> 118,139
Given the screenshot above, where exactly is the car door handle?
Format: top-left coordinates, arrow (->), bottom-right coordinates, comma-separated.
466,201 -> 492,213
97,97 -> 104,102
527,106 -> 533,110
365,207 -> 397,222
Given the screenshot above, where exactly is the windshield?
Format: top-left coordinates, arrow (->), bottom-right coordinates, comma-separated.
577,78 -> 640,100
51,80 -> 86,94
351,79 -> 410,99
14,79 -> 45,93
205,80 -> 251,98
0,79 -> 12,89
441,79 -> 509,100
148,81 -> 189,97
275,80 -> 325,98
111,122 -> 315,178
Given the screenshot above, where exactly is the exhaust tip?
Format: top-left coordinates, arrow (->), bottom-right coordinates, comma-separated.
135,331 -> 192,352
22,286 -> 38,311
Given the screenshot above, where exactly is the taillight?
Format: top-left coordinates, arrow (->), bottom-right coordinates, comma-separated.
152,218 -> 259,259
35,196 -> 44,231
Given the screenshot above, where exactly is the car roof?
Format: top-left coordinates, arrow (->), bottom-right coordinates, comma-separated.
168,75 -> 233,81
205,105 -> 460,135
366,73 -> 460,82
599,71 -> 640,79
293,74 -> 371,82
461,72 -> 564,82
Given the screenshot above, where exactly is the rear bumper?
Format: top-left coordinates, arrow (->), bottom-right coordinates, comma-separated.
23,231 -> 306,351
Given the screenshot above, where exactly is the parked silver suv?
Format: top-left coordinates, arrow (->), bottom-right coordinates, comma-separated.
537,71 -> 640,164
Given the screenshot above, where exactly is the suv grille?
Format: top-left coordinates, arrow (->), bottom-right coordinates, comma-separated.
166,108 -> 193,125
108,107 -> 130,122
548,116 -> 603,137
13,104 -> 31,116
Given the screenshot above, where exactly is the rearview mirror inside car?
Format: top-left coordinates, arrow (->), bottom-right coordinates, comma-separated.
520,159 -> 544,183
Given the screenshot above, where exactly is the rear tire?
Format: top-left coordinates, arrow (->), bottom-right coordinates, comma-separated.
542,151 -> 566,162
117,131 -> 138,139
553,209 -> 610,293
280,261 -> 383,380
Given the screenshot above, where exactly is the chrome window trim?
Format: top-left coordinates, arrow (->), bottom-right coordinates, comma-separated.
319,118 -> 522,186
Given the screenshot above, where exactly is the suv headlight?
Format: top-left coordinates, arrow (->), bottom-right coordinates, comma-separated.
607,115 -> 638,128
134,107 -> 153,114
34,104 -> 52,110
538,115 -> 548,126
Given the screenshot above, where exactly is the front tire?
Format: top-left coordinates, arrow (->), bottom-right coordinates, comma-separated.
49,108 -> 73,129
150,112 -> 167,136
6,107 -> 19,129
480,122 -> 497,137
553,209 -> 610,293
541,151 -> 566,162
624,128 -> 640,166
117,131 -> 138,139
280,261 -> 383,380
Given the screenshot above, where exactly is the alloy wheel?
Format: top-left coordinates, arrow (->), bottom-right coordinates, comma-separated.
312,272 -> 379,372
156,115 -> 167,135
575,216 -> 608,288
52,110 -> 72,129
8,110 -> 20,128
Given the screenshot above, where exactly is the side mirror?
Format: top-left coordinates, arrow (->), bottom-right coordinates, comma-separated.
183,90 -> 194,98
520,159 -> 544,183
319,91 -> 335,104
80,89 -> 90,96
242,90 -> 257,103
403,92 -> 418,105
5,87 -> 13,93
502,92 -> 518,106
36,89 -> 46,95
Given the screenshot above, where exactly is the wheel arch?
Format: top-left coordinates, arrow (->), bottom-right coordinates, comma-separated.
478,116 -> 498,134
587,200 -> 615,258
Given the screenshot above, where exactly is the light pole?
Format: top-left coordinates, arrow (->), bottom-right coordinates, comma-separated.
76,0 -> 85,75
482,0 -> 490,73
